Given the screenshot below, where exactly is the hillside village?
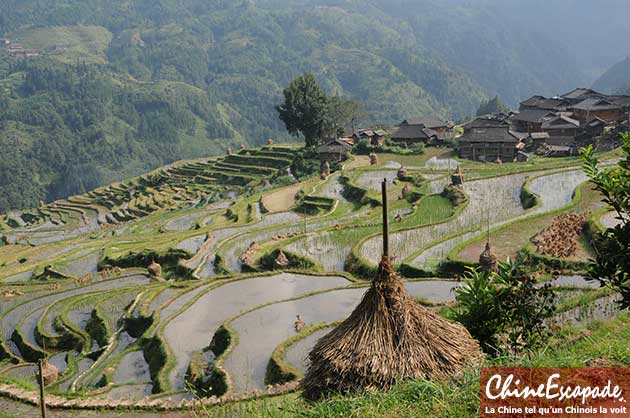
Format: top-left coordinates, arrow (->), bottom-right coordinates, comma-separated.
321,87 -> 630,164
0,38 -> 40,58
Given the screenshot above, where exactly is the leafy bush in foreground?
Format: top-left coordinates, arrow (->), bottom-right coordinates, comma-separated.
580,133 -> 630,309
452,260 -> 556,355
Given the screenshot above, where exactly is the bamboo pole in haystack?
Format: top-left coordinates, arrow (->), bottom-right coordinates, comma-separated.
301,178 -> 481,400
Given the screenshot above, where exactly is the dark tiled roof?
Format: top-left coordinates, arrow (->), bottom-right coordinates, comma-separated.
538,98 -> 570,110
520,95 -> 546,106
571,98 -> 621,111
608,95 -> 630,107
402,115 -> 447,129
520,95 -> 570,110
463,115 -> 509,130
511,109 -> 555,123
459,126 -> 521,143
541,115 -> 580,130
317,138 -> 353,153
561,88 -> 604,100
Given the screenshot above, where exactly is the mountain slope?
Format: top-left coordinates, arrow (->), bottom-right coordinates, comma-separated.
2,0 -> 630,211
593,57 -> 630,94
0,0 -> 490,211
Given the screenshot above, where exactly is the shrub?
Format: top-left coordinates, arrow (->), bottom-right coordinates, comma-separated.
580,133 -> 630,309
441,184 -> 467,207
273,175 -> 297,187
353,138 -> 372,155
519,182 -> 540,209
451,268 -> 504,353
291,147 -> 321,181
452,259 -> 556,355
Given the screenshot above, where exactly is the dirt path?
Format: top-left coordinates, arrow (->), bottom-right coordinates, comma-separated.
261,183 -> 303,213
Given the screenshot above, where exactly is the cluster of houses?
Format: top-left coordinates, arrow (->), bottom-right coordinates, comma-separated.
459,88 -> 630,162
317,87 -> 630,164
0,38 -> 40,58
316,117 -> 456,162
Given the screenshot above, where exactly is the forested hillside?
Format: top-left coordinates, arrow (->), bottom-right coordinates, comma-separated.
1,0 -> 630,211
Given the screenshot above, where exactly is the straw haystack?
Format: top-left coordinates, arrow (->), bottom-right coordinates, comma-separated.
531,212 -> 589,258
479,242 -> 498,273
323,160 -> 331,177
1,289 -> 24,299
275,250 -> 290,269
401,183 -> 412,199
41,361 -> 58,386
302,179 -> 480,400
147,260 -> 162,277
369,153 -> 378,165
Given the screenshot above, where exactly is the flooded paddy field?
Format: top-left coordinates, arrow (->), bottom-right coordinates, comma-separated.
163,273 -> 350,390
222,279 -> 459,393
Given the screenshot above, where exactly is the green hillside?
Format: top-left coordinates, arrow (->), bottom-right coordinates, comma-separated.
0,57 -> 239,211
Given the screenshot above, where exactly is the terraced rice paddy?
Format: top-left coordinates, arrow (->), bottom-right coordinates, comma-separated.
222,280 -> 459,393
283,327 -> 333,374
355,170 -> 398,191
0,146 -> 619,409
164,273 -> 350,390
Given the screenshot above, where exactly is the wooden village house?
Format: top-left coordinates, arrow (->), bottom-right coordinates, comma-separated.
317,138 -> 353,162
570,97 -> 625,123
390,115 -> 453,146
509,87 -> 630,152
458,115 -> 525,162
510,109 -> 555,132
353,128 -> 387,147
540,114 -> 581,146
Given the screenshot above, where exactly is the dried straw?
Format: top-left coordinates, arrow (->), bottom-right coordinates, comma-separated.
301,256 -> 480,400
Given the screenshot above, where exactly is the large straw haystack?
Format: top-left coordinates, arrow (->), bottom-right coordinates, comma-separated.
302,179 -> 480,400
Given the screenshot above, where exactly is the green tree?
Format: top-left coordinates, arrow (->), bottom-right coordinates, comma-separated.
476,95 -> 509,116
580,133 -> 630,309
323,95 -> 360,139
276,73 -> 329,148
